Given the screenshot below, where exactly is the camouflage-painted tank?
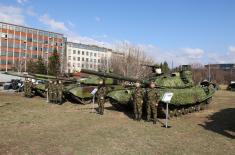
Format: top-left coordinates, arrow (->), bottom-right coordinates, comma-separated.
81,65 -> 216,117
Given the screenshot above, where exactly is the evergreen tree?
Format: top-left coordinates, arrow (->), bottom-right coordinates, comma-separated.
27,59 -> 36,73
48,48 -> 61,76
163,61 -> 169,73
35,56 -> 47,74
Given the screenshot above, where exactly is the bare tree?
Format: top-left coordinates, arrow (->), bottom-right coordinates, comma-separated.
109,42 -> 154,79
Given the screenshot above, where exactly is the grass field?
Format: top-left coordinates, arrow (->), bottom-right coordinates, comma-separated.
0,90 -> 234,155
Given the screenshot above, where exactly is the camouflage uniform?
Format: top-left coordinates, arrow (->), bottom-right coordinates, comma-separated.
24,79 -> 28,97
57,81 -> 63,104
28,80 -> 33,97
52,82 -> 57,103
48,81 -> 53,103
146,88 -> 160,124
133,87 -> 144,121
97,85 -> 107,115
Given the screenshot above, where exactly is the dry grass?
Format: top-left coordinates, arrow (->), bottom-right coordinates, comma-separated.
0,90 -> 234,155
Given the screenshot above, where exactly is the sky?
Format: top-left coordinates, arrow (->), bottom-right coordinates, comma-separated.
0,0 -> 235,66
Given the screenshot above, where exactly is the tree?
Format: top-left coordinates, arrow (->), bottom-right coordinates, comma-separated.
108,42 -> 154,79
48,48 -> 61,76
162,61 -> 170,73
35,56 -> 47,74
27,59 -> 36,74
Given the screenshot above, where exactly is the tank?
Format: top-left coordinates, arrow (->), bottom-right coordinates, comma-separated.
4,71 -> 123,104
80,65 -> 216,117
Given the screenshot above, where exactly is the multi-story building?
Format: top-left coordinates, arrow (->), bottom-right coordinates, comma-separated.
205,64 -> 235,70
0,22 -> 65,72
66,42 -> 121,73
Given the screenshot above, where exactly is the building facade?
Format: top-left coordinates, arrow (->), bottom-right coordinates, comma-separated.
66,42 -> 117,73
0,22 -> 65,72
205,64 -> 235,70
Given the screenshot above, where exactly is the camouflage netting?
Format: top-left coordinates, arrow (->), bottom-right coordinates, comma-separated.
107,85 -> 215,106
80,76 -> 114,85
144,71 -> 194,88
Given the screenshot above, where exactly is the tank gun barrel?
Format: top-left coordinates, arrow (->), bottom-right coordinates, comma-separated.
80,69 -> 138,83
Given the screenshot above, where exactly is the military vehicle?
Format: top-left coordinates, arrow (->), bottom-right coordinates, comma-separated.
80,65 -> 216,117
4,71 -> 123,104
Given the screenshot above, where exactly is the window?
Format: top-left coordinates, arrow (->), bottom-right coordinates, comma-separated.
90,59 -> 93,62
77,63 -> 80,67
98,59 -> 100,63
86,51 -> 89,56
68,56 -> 71,60
94,53 -> 97,57
82,64 -> 84,68
73,50 -> 76,54
68,62 -> 71,67
78,50 -> 80,54
90,64 -> 93,68
90,53 -> 93,56
82,51 -> 84,55
27,38 -> 32,42
73,57 -> 76,61
86,58 -> 89,62
94,59 -> 96,63
77,57 -> 80,61
82,57 -> 84,61
68,49 -> 71,55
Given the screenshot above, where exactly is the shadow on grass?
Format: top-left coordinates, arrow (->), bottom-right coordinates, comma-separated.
199,108 -> 235,139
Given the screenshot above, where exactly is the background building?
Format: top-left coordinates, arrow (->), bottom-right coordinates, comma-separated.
0,22 -> 65,72
65,42 -> 121,73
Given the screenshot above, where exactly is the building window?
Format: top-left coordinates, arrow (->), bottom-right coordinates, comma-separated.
82,64 -> 84,68
73,50 -> 76,54
77,57 -> 80,61
90,53 -> 93,56
86,51 -> 89,56
82,51 -> 84,55
82,57 -> 84,61
94,59 -> 96,63
98,59 -> 100,63
73,57 -> 76,61
90,64 -> 93,68
94,53 -> 97,57
77,63 -> 80,67
90,59 -> 93,62
68,56 -> 71,60
68,49 -> 71,55
78,50 -> 80,54
86,58 -> 89,62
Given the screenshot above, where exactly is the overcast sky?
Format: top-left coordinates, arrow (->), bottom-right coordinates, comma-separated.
1,0 -> 235,66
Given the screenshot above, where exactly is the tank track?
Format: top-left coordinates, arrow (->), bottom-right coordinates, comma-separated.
161,97 -> 212,118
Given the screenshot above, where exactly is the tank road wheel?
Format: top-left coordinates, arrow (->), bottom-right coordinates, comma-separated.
189,106 -> 195,113
181,108 -> 186,115
195,105 -> 200,112
175,109 -> 182,117
81,99 -> 92,105
169,110 -> 175,118
184,108 -> 189,114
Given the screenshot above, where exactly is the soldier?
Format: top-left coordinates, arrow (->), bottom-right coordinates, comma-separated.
52,81 -> 58,103
132,81 -> 144,121
96,79 -> 107,115
48,80 -> 53,103
146,81 -> 160,124
24,78 -> 29,97
57,80 -> 63,104
28,78 -> 34,97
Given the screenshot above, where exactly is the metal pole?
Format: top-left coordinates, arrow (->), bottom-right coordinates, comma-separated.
92,95 -> 95,113
209,63 -> 211,82
165,103 -> 169,128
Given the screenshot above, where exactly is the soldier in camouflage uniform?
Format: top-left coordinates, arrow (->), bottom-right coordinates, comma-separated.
146,81 -> 160,124
48,80 -> 53,103
132,81 -> 144,121
52,81 -> 57,103
24,78 -> 29,97
28,78 -> 34,98
96,80 -> 107,115
57,80 -> 63,104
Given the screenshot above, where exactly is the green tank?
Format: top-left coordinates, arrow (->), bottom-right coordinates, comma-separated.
80,65 -> 216,117
4,71 -> 123,104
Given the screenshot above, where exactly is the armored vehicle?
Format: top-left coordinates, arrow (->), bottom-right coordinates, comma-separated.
80,65 -> 216,117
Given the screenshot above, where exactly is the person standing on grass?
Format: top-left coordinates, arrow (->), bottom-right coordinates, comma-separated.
96,79 -> 107,115
132,81 -> 144,121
